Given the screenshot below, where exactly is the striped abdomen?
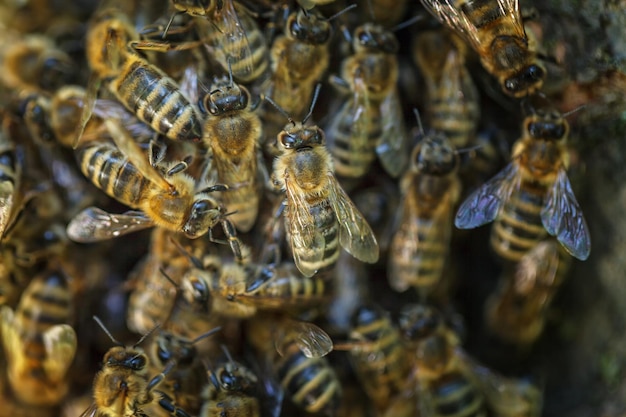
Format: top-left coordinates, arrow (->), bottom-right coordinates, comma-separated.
111,56 -> 202,142
287,200 -> 339,274
349,305 -> 409,412
459,0 -> 507,33
76,141 -> 150,208
330,100 -> 381,178
275,339 -> 342,414
429,371 -> 487,417
491,179 -> 548,262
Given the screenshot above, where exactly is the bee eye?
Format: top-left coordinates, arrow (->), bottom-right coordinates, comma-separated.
527,64 -> 544,80
129,356 -> 146,370
280,134 -> 296,148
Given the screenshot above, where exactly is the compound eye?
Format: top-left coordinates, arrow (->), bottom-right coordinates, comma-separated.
129,355 -> 146,370
280,134 -> 296,148
527,64 -> 544,81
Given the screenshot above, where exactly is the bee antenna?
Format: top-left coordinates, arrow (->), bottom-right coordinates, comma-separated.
392,14 -> 423,32
162,10 -> 185,39
413,108 -> 425,136
93,316 -> 124,347
204,359 -> 220,389
327,4 -> 357,22
262,95 -> 295,127
302,83 -> 322,124
134,323 -> 161,348
562,104 -> 586,118
169,237 -> 204,269
455,143 -> 485,155
221,344 -> 236,366
366,0 -> 375,21
300,6 -> 308,17
192,326 -> 222,344
159,267 -> 180,288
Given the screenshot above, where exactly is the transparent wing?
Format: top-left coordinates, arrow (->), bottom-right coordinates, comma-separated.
541,168 -> 590,261
73,73 -> 100,148
179,64 -> 201,106
418,0 -> 483,51
377,90 -> 410,178
103,119 -> 173,191
455,162 -> 520,229
497,0 -> 527,39
0,182 -> 15,239
42,324 -> 78,382
67,206 -> 155,243
275,319 -> 333,358
283,173 -> 326,277
91,99 -> 154,140
207,0 -> 253,80
328,173 -> 379,263
459,349 -> 543,417
513,240 -> 560,295
79,402 -> 99,417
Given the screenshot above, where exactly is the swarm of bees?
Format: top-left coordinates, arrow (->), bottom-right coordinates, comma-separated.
0,0 -> 603,416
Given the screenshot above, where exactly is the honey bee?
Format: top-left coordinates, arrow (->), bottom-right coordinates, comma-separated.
485,239 -> 571,346
67,118 -> 236,242
263,7 -> 332,144
269,88 -> 379,277
81,7 -> 202,145
455,94 -> 591,261
200,74 -> 263,233
359,0 -> 410,26
247,314 -> 340,414
388,120 -> 461,296
399,304 -> 542,417
418,0 -> 545,97
0,34 -> 78,93
413,30 -> 480,150
327,23 -> 409,179
0,269 -> 77,407
147,328 -> 220,416
200,347 -> 261,417
342,304 -> 412,416
80,317 -> 190,417
171,0 -> 269,84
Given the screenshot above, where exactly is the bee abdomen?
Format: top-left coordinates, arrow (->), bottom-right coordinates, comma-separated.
331,106 -> 381,178
115,59 -> 202,142
430,99 -> 477,149
290,203 -> 339,274
222,185 -> 259,233
491,182 -> 547,262
460,0 -> 505,30
431,372 -> 486,417
77,142 -> 148,207
276,342 -> 342,414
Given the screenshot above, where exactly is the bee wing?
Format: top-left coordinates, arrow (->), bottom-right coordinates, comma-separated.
540,168 -> 590,261
179,64 -> 200,106
103,119 -> 173,191
513,240 -> 560,295
376,90 -> 410,178
91,99 -> 154,140
419,0 -> 482,51
207,0 -> 253,79
67,206 -> 155,243
497,0 -> 527,39
79,403 -> 99,417
283,174 -> 326,277
328,173 -> 379,263
458,348 -> 542,417
275,319 -> 333,358
0,182 -> 15,239
72,74 -> 100,148
42,324 -> 77,382
455,161 -> 520,229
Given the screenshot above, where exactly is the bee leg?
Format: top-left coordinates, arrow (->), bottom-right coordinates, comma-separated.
219,218 -> 244,263
146,360 -> 176,392
166,160 -> 190,176
328,74 -> 351,95
149,136 -> 167,168
155,390 -> 191,417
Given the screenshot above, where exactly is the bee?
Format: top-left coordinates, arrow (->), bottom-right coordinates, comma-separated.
263,7 -> 332,144
418,0 -> 545,97
340,304 -> 412,416
82,7 -> 202,145
388,117 -> 461,296
359,0 -> 410,26
268,87 -> 379,277
171,0 -> 269,84
485,239 -> 571,346
327,23 -> 409,179
0,269 -> 77,407
147,328 -> 221,416
0,34 -> 78,93
67,118 -> 237,243
200,347 -> 261,417
80,317 -> 190,417
0,120 -> 21,240
200,73 -> 263,233
247,314 -> 340,414
455,94 -> 591,262
413,30 -> 480,151
398,304 -> 542,417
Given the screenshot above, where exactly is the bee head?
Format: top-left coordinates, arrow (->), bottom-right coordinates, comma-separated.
156,332 -> 196,367
522,94 -> 569,141
353,23 -> 398,54
412,134 -> 458,175
289,9 -> 331,44
278,124 -> 325,151
503,64 -> 545,97
104,347 -> 148,371
171,0 -> 210,15
398,304 -> 442,343
202,81 -> 249,115
183,198 -> 223,238
181,270 -> 213,311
